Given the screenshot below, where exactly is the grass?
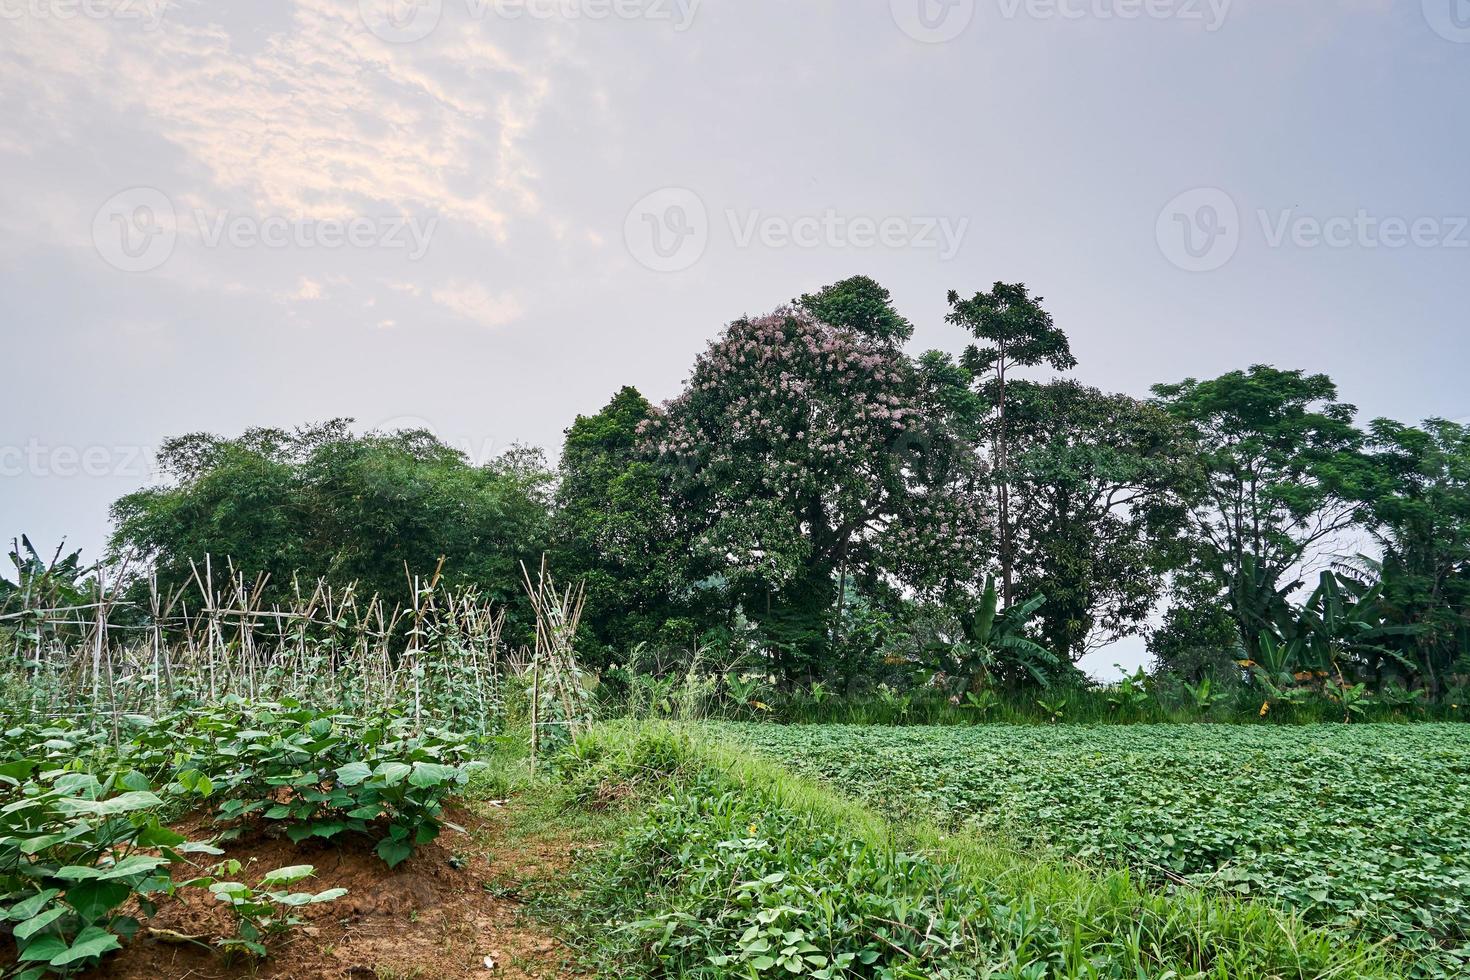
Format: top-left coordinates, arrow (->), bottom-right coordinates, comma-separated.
534,719 -> 1419,979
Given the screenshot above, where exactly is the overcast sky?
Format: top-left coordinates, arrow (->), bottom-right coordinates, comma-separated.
2,0 -> 1467,675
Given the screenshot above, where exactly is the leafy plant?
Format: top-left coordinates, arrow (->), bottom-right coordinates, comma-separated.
1035,695 -> 1067,723
0,768 -> 216,978
188,861 -> 347,959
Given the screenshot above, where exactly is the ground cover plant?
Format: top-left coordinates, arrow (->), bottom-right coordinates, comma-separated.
719,721 -> 1470,972
545,721 -> 1412,979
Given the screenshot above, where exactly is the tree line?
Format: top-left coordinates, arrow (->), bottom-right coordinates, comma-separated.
79,276 -> 1470,700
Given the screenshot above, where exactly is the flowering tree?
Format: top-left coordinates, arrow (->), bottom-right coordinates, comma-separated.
641,277 -> 990,681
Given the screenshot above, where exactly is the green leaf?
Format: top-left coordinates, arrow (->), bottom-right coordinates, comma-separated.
14,906 -> 67,941
373,761 -> 412,785
260,865 -> 316,887
57,791 -> 162,816
6,889 -> 61,921
335,761 -> 373,786
16,934 -> 67,963
65,880 -> 132,922
51,926 -> 122,967
375,838 -> 413,868
100,855 -> 171,880
408,762 -> 458,788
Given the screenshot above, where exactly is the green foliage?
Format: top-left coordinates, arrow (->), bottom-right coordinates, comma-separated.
0,762 -> 216,977
1361,418 -> 1470,695
107,421 -> 552,639
552,387 -> 699,667
550,721 -> 1408,979
1152,366 -> 1374,658
724,721 -> 1470,971
186,861 -> 347,959
1000,381 -> 1201,660
933,577 -> 1057,690
644,278 -> 990,681
177,703 -> 480,867
947,281 -> 1076,609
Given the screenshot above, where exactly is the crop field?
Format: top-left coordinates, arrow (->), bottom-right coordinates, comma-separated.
720,722 -> 1470,959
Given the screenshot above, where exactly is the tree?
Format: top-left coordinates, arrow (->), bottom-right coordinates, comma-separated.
552,387 -> 701,666
1151,366 -> 1373,658
109,422 -> 553,636
946,283 -> 1076,604
1002,380 -> 1201,662
643,277 -> 990,682
1358,418 -> 1470,692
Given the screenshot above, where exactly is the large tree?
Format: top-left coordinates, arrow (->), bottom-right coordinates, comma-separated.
552,386 -> 701,665
1003,380 -> 1202,662
1151,366 -> 1374,658
109,422 -> 552,632
643,277 -> 989,682
945,283 -> 1076,604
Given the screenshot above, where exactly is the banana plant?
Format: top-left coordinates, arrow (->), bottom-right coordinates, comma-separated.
945,577 -> 1057,692
1182,677 -> 1217,712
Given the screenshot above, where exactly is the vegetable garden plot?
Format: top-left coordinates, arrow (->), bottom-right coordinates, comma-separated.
718,722 -> 1470,957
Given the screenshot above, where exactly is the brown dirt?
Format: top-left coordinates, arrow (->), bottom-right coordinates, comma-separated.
80,801 -> 587,980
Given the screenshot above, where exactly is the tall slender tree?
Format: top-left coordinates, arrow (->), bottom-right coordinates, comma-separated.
946,283 -> 1076,604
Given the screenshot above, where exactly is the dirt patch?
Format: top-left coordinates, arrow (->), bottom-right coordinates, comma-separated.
80,802 -> 585,980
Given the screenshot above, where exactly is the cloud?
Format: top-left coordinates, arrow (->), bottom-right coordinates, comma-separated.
0,0 -> 549,240
430,281 -> 524,329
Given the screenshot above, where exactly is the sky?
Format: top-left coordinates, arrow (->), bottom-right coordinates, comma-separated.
2,0 -> 1468,677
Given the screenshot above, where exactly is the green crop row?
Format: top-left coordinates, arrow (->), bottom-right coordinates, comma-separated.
543,720 -> 1413,979
717,721 -> 1470,973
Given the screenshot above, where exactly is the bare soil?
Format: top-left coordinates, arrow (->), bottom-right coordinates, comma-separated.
80,801 -> 586,980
